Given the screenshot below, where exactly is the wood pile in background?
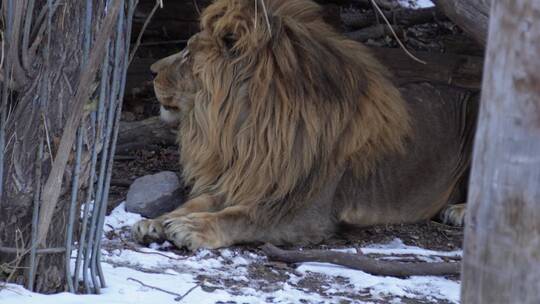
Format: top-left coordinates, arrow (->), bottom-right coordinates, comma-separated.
122,0 -> 487,152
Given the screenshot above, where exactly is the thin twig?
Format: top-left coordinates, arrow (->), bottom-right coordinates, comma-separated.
41,113 -> 54,167
127,277 -> 200,302
139,39 -> 188,47
127,245 -> 186,261
254,0 -> 258,32
0,284 -> 24,295
175,282 -> 201,302
369,0 -> 426,64
259,0 -> 272,36
115,232 -> 186,261
129,0 -> 161,65
0,31 -> 4,71
192,0 -> 201,16
128,277 -> 183,297
367,252 -> 462,263
5,230 -> 28,284
261,243 -> 460,277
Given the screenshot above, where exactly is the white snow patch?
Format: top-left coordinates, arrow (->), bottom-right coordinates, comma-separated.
104,202 -> 142,233
362,238 -> 462,257
0,264 -> 249,304
295,263 -> 460,303
1,204 -> 461,304
397,0 -> 434,9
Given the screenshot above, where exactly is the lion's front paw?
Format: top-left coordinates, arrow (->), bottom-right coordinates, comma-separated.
163,213 -> 222,250
132,219 -> 166,245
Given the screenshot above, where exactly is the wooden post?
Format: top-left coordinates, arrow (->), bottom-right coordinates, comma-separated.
461,1 -> 540,303
437,0 -> 491,45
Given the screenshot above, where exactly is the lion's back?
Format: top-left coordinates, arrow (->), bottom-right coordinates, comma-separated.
336,82 -> 478,226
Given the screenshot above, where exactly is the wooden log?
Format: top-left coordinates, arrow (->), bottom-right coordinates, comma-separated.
117,117 -> 177,154
461,0 -> 540,303
342,7 -> 442,29
345,24 -> 403,41
128,46 -> 484,101
372,47 -> 483,90
262,243 -> 461,277
436,0 -> 491,45
439,34 -> 484,56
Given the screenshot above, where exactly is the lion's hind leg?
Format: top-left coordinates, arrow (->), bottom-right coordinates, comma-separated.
438,203 -> 466,227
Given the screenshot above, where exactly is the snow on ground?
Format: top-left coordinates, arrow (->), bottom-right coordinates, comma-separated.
397,0 -> 435,9
1,203 -> 461,304
104,201 -> 143,233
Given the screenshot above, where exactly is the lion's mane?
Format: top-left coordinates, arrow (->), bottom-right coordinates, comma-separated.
171,0 -> 410,215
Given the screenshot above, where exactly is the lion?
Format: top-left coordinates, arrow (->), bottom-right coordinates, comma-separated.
132,0 -> 477,250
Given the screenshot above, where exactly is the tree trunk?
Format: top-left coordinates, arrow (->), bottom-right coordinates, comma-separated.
461,1 -> 540,303
0,1 -> 131,293
437,0 -> 491,45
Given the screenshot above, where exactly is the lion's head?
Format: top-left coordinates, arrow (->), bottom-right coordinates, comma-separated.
151,0 -> 410,211
151,48 -> 198,125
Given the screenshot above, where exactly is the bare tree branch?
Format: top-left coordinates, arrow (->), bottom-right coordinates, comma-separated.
261,243 -> 460,277
127,277 -> 201,302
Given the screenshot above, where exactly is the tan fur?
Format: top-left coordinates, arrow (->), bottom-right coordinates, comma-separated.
132,0 -> 471,250
169,0 -> 407,206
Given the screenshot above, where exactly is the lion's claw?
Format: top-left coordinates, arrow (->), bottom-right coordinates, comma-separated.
162,214 -> 219,250
132,219 -> 166,244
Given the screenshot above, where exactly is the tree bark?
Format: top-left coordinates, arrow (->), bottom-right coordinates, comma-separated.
0,1 -> 130,293
461,1 -> 540,303
437,0 -> 491,45
1,2 -> 89,292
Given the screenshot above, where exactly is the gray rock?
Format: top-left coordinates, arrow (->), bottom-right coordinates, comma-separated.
125,171 -> 186,218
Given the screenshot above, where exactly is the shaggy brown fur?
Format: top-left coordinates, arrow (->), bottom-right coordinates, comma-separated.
132,0 -> 475,249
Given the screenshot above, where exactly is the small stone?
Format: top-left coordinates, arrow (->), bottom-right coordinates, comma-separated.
125,171 -> 186,218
